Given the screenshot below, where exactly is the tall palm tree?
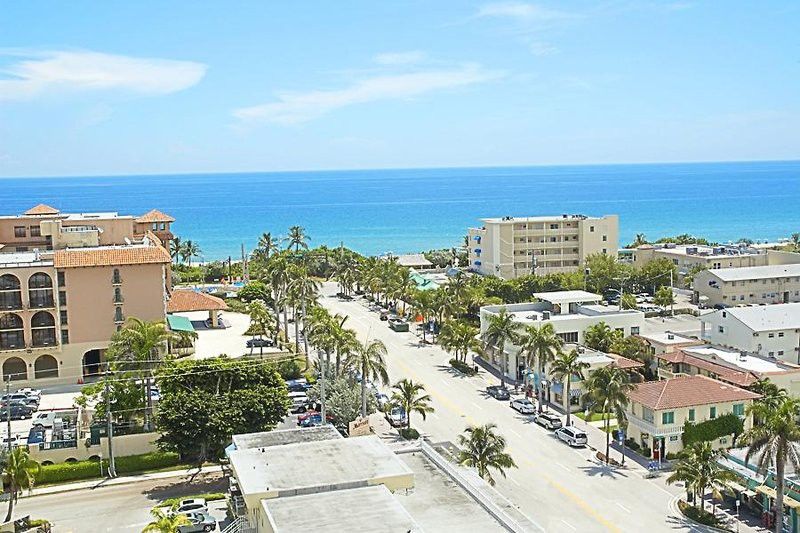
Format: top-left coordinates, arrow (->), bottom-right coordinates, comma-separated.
632,233 -> 648,247
181,240 -> 202,267
2,447 -> 41,522
667,442 -> 736,513
346,339 -> 390,418
744,396 -> 800,533
439,320 -> 481,363
108,317 -> 177,430
518,322 -> 563,412
549,349 -> 590,426
255,231 -> 280,262
286,225 -> 309,253
481,309 -> 520,388
288,267 -> 320,366
584,365 -> 634,464
391,379 -> 434,431
169,236 -> 182,265
142,507 -> 191,533
265,254 -> 290,342
457,423 -> 517,486
410,289 -> 436,343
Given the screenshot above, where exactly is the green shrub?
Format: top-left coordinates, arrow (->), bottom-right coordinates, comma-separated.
277,359 -> 302,380
678,500 -> 724,528
224,298 -> 248,313
624,438 -> 640,451
682,413 -> 743,448
161,492 -> 226,509
35,452 -> 182,485
399,428 -> 420,440
449,358 -> 477,376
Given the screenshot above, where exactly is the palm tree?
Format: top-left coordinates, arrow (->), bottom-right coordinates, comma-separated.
181,240 -> 202,267
457,423 -> 517,486
583,321 -> 621,352
346,339 -> 390,418
246,299 -> 273,356
254,231 -> 280,262
632,233 -> 648,247
286,225 -> 309,253
743,396 -> 800,533
439,320 -> 481,363
584,365 -> 634,464
667,442 -> 736,514
518,322 -> 563,412
619,293 -> 637,310
142,507 -> 191,533
481,309 -> 520,388
108,317 -> 177,430
791,232 -> 800,252
2,447 -> 41,522
391,379 -> 434,431
549,349 -> 590,426
169,236 -> 182,264
265,254 -> 290,342
287,267 -> 320,366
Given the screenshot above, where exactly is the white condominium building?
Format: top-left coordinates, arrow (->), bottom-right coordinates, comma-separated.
693,263 -> 800,308
467,214 -> 618,279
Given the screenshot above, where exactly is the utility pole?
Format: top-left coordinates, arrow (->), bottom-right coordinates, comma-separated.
104,369 -> 117,478
317,350 -> 326,423
5,377 -> 11,453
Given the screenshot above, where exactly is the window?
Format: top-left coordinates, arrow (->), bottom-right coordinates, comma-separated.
710,406 -> 717,419
29,225 -> 41,237
60,330 -> 69,345
661,411 -> 675,425
733,404 -> 744,416
779,332 -> 785,337
58,291 -> 67,306
602,235 -> 607,242
779,351 -> 784,356
114,307 -> 124,323
688,408 -> 695,422
557,332 -> 579,343
590,226 -> 595,232
718,326 -> 725,334
631,326 -> 640,335
642,407 -> 654,423
769,351 -> 774,357
13,226 -> 25,238
602,248 -> 607,254
112,269 -> 122,284
160,222 -> 166,230
59,310 -> 68,325
57,271 -> 65,287
152,222 -> 158,230
769,333 -> 775,338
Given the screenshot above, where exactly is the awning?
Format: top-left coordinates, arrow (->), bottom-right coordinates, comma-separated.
167,314 -> 195,333
726,481 -> 747,493
756,486 -> 800,509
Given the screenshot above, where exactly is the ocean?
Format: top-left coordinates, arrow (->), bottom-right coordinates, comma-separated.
1,160 -> 799,260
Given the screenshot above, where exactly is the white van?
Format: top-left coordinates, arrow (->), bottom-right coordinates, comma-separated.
32,411 -> 60,429
555,426 -> 588,447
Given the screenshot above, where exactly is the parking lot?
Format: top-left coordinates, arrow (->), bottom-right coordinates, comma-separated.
2,384 -> 82,447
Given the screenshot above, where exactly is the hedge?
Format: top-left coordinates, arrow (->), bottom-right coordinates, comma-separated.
35,451 -> 182,485
161,492 -> 226,509
682,413 -> 743,448
449,358 -> 477,376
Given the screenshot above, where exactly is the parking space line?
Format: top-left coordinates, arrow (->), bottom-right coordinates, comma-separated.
561,519 -> 577,531
508,429 -> 523,439
556,462 -> 570,472
508,476 -> 521,487
469,401 -> 483,411
615,502 -> 631,513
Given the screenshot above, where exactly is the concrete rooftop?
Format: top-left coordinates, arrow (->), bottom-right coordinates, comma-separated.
231,426 -> 341,451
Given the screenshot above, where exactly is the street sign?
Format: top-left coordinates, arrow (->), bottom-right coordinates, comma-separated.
349,417 -> 371,437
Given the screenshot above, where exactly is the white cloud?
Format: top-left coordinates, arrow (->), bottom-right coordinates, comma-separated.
234,63 -> 502,125
528,41 -> 558,56
0,50 -> 207,101
477,2 -> 572,21
373,51 -> 427,66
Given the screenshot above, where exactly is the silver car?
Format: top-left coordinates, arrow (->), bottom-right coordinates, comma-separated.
509,398 -> 535,414
178,511 -> 216,532
555,426 -> 588,447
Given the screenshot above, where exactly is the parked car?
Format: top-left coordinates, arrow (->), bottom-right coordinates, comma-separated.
286,378 -> 311,393
178,511 -> 216,532
246,337 -> 274,348
297,412 -> 332,428
0,403 -> 33,420
17,388 -> 41,399
388,318 -> 409,332
1,393 -> 38,409
379,311 -> 389,321
375,393 -> 390,410
27,428 -> 45,445
486,385 -> 511,401
510,398 -> 535,414
1,435 -> 25,448
555,426 -> 588,447
288,392 -> 309,414
32,411 -> 60,429
385,406 -> 407,428
533,412 -> 563,430
171,498 -> 208,516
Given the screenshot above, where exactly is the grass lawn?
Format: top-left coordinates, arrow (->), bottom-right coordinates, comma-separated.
574,412 -> 613,422
602,424 -> 619,434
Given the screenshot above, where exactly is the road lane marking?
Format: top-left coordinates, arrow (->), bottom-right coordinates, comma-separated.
556,462 -> 570,472
615,502 -> 631,513
470,401 -> 484,411
509,476 -> 521,487
508,429 -> 523,439
439,380 -> 453,390
561,519 -> 577,531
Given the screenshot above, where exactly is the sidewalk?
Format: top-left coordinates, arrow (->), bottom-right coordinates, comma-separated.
23,464 -> 224,498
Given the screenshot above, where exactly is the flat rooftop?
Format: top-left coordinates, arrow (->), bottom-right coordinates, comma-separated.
684,346 -> 786,373
532,290 -> 602,305
231,426 -> 341,450
262,485 -> 421,533
708,303 -> 800,331
0,251 -> 53,267
480,214 -> 607,224
638,331 -> 700,345
229,435 -> 413,497
483,301 -> 641,323
641,244 -> 762,258
706,263 -> 800,282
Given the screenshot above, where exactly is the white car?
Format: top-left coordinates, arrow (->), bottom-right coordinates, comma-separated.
17,388 -> 41,399
288,392 -> 309,413
509,398 -> 535,414
171,498 -> 208,516
533,412 -> 563,430
385,406 -> 407,428
555,426 -> 588,447
375,393 -> 390,410
32,411 -> 60,429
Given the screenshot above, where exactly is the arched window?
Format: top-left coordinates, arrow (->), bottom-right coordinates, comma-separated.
31,311 -> 56,347
34,354 -> 58,379
114,287 -> 123,303
114,307 -> 124,323
112,269 -> 122,284
28,272 -> 54,309
2,357 -> 27,381
0,274 -> 22,310
0,313 -> 24,349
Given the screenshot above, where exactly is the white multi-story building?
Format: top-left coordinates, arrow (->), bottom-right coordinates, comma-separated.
479,290 -> 644,381
467,214 -> 618,279
700,303 -> 800,364
693,264 -> 800,308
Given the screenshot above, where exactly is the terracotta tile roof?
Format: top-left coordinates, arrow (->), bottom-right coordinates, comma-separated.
53,246 -> 171,268
608,353 -> 645,370
136,209 -> 175,223
628,375 -> 760,410
167,290 -> 229,313
24,204 -> 60,216
654,349 -> 761,387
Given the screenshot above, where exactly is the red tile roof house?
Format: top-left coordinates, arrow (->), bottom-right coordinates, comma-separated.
624,375 -> 760,459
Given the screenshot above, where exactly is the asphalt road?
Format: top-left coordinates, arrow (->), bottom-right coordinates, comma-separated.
318,282 -> 699,533
15,471 -> 226,532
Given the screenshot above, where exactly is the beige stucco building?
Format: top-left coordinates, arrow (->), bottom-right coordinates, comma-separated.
693,263 -> 800,308
0,204 -> 174,385
467,214 -> 618,279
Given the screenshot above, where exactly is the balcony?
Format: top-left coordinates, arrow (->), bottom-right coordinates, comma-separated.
627,413 -> 683,438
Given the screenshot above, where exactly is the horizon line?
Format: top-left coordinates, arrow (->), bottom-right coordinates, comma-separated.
1,157 -> 798,181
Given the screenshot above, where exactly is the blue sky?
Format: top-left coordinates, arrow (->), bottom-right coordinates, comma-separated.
1,1 -> 798,177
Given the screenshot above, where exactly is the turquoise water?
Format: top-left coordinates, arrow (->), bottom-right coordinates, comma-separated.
1,160 -> 799,259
